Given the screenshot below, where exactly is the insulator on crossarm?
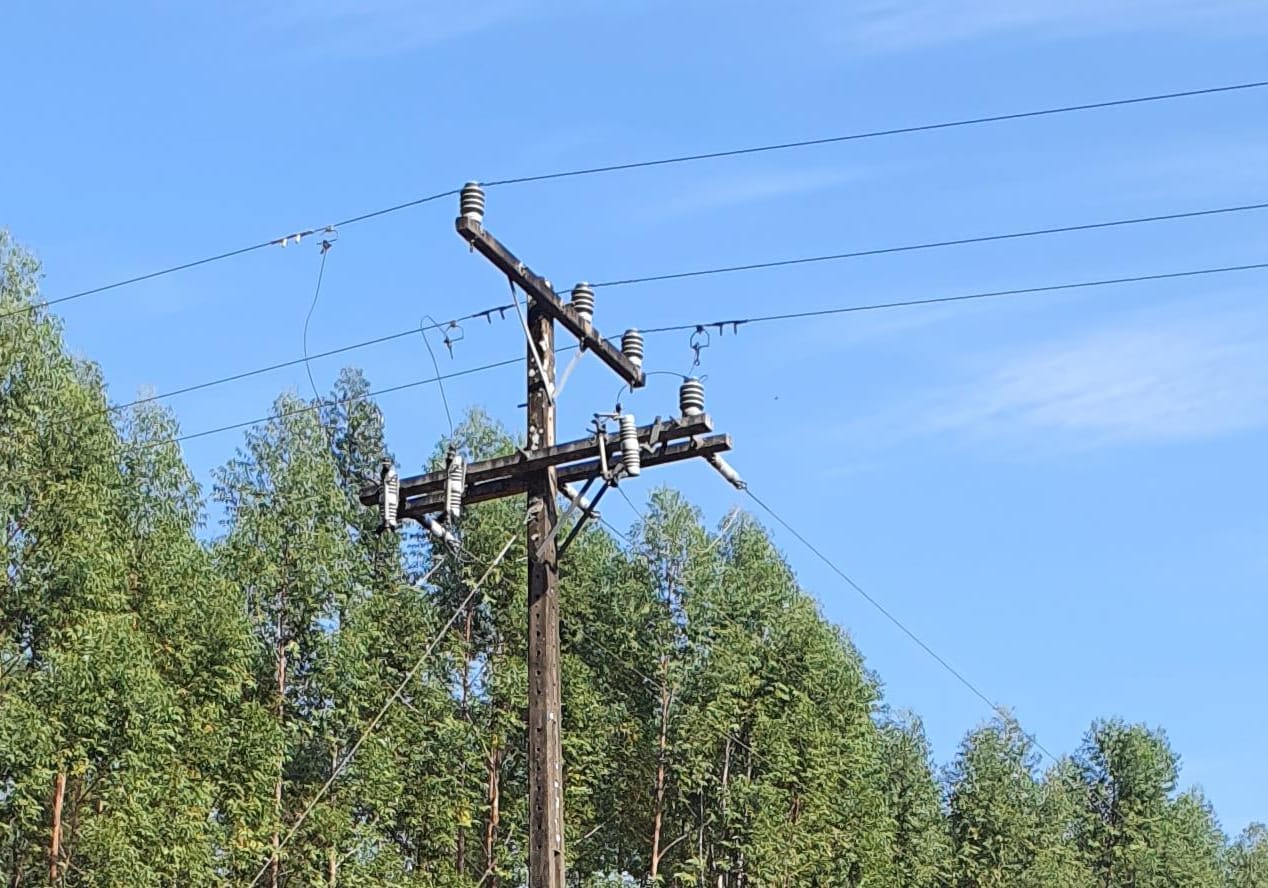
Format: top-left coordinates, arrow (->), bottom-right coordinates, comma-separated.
379,459 -> 400,532
679,377 -> 705,416
423,515 -> 459,548
570,283 -> 595,325
460,182 -> 485,223
621,329 -> 644,368
619,413 -> 641,477
707,453 -> 746,490
444,449 -> 467,524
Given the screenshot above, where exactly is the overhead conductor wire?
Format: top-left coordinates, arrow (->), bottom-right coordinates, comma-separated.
10,77 -> 1267,319
245,536 -> 517,888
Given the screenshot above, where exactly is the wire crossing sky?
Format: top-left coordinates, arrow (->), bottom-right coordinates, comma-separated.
6,1 -> 1268,835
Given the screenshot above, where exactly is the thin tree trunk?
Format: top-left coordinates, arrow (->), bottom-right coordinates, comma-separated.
484,741 -> 501,888
456,606 -> 476,877
327,745 -> 338,888
272,598 -> 287,888
9,815 -> 21,888
716,736 -> 732,888
48,771 -> 65,886
649,657 -> 672,881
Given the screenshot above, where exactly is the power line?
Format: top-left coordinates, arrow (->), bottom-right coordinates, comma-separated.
75,194 -> 1268,424
301,240 -> 336,406
160,355 -> 524,448
0,189 -> 457,321
11,77 -> 1267,320
245,537 -> 517,888
483,79 -> 1268,188
740,487 -> 1068,769
95,305 -> 513,422
130,255 -> 1268,450
591,200 -> 1268,289
641,260 -> 1268,335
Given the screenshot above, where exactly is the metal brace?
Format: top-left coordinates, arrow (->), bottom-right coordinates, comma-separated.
508,278 -> 555,403
535,477 -> 601,560
556,480 -> 613,559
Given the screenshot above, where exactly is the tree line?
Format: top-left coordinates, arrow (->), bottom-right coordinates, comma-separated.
2,231 -> 1265,886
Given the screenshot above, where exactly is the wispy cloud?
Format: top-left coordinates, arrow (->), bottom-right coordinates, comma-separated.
253,0 -> 529,59
857,299 -> 1268,450
830,0 -> 1268,53
637,167 -> 864,221
1114,140 -> 1268,204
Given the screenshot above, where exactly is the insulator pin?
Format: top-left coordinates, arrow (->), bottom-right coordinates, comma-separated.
621,329 -> 644,368
570,283 -> 595,324
444,450 -> 467,523
379,459 -> 400,532
619,413 -> 641,477
679,377 -> 705,416
459,182 -> 485,223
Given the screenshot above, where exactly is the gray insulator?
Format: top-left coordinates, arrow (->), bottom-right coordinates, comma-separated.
460,182 -> 485,223
570,283 -> 595,324
444,452 -> 467,523
621,329 -> 644,368
679,377 -> 705,416
619,413 -> 641,477
424,515 -> 459,548
707,453 -> 746,490
380,461 -> 400,531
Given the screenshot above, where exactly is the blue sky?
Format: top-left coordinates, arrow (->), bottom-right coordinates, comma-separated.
4,0 -> 1267,832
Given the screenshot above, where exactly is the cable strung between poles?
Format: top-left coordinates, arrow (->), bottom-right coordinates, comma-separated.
11,78 -> 1267,319
244,537 -> 516,888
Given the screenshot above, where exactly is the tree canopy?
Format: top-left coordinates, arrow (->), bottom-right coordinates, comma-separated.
0,231 -> 1254,885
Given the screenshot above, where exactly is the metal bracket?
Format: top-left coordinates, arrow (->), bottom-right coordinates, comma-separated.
535,477 -> 601,560
595,420 -> 612,482
556,480 -> 613,559
644,416 -> 665,455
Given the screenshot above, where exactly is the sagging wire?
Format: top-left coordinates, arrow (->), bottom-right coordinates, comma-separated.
244,537 -> 517,888
301,234 -> 338,406
297,234 -> 372,490
418,314 -> 456,439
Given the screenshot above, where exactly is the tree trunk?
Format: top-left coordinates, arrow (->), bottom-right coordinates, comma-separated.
717,736 -> 732,888
649,658 -> 672,882
484,741 -> 501,888
327,746 -> 338,887
456,608 -> 473,877
272,601 -> 287,888
48,771 -> 65,886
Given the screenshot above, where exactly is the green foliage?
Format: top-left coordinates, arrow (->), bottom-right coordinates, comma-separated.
1,229 -> 1261,885
1068,719 -> 1226,887
1,231 -> 268,886
879,712 -> 951,887
1229,824 -> 1268,887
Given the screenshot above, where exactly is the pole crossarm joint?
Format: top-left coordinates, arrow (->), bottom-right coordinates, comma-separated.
399,433 -> 731,519
360,416 -> 715,506
455,216 -> 645,388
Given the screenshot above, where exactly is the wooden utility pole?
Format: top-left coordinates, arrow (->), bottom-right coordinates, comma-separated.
524,300 -> 564,888
361,183 -> 740,887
